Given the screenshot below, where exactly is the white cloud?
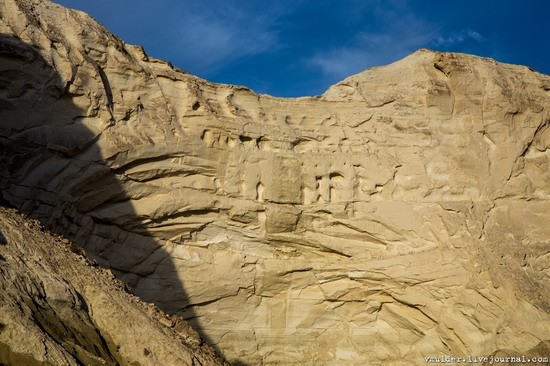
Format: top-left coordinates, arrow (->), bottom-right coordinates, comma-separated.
433,30 -> 484,48
171,2 -> 288,74
307,5 -> 437,82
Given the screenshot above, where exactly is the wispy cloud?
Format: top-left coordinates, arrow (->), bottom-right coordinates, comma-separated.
433,29 -> 484,48
170,2 -> 288,74
306,3 -> 437,82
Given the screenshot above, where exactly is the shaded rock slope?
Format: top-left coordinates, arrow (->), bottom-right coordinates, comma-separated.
0,206 -> 226,365
1,0 -> 550,364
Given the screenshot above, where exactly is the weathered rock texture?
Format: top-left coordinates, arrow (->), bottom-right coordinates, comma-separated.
0,206 -> 225,366
1,0 -> 550,364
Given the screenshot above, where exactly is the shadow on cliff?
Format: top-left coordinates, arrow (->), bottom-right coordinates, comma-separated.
0,34 -> 230,364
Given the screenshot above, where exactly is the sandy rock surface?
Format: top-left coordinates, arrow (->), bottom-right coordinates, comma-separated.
1,0 -> 550,364
0,207 -> 226,365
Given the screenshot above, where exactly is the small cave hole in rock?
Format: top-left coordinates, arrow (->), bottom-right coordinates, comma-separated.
192,101 -> 200,110
0,232 -> 7,245
239,135 -> 254,143
329,172 -> 345,183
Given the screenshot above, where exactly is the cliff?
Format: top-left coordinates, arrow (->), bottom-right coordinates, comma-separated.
1,0 -> 550,364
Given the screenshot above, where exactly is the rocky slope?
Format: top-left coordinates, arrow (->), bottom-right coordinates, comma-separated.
1,0 -> 550,364
0,206 -> 226,366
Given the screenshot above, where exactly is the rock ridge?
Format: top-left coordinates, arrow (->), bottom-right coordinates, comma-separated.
0,206 -> 226,365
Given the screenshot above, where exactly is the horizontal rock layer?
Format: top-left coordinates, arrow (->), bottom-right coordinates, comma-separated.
1,0 -> 550,364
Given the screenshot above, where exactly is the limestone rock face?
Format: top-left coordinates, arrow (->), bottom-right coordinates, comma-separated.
1,0 -> 550,364
0,207 -> 225,366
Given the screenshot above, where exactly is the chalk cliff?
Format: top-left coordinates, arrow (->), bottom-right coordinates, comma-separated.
1,0 -> 550,364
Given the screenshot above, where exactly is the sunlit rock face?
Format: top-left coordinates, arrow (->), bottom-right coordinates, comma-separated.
1,0 -> 550,364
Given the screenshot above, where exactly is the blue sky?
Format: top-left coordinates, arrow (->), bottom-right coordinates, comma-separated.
55,0 -> 550,97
